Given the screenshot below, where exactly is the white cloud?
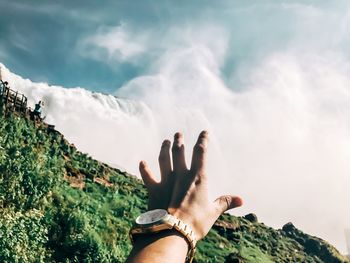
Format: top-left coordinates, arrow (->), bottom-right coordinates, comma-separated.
77,22 -> 229,69
78,24 -> 150,63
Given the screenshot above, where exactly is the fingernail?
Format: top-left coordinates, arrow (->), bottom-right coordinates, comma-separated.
139,161 -> 147,168
174,132 -> 183,139
162,139 -> 171,146
200,130 -> 209,136
236,196 -> 243,207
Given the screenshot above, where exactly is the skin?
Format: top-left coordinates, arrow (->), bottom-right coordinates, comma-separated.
127,131 -> 243,263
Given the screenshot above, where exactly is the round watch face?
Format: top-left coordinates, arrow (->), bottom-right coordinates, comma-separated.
136,209 -> 168,225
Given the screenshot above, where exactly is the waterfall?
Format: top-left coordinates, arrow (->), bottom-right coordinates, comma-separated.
1,54 -> 350,254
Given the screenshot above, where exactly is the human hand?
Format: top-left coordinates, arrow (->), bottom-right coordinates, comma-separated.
139,131 -> 243,240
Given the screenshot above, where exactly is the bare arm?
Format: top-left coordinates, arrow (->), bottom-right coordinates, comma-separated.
126,131 -> 243,263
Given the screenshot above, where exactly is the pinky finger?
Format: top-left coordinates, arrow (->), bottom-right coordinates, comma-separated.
139,161 -> 157,189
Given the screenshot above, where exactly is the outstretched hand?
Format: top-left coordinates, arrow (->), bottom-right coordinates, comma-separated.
139,131 -> 243,240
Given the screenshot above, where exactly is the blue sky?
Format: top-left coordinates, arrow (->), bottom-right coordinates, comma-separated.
2,0 -> 350,93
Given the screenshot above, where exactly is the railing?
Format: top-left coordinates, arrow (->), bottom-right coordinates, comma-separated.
0,81 -> 28,114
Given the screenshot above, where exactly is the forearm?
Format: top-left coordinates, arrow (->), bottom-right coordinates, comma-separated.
126,230 -> 188,263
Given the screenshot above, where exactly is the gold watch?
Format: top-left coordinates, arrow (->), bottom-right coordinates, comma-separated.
129,209 -> 197,263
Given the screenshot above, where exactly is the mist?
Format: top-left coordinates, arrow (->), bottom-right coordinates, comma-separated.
2,1 -> 350,254
2,47 -> 350,253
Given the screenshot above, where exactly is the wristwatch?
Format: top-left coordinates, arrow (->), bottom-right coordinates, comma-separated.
129,209 -> 197,263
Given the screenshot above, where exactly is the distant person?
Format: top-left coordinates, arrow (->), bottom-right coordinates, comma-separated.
126,131 -> 243,263
0,82 -> 3,96
1,81 -> 9,90
33,100 -> 44,120
0,81 -> 9,100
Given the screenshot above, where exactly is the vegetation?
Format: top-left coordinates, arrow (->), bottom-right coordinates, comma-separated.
0,107 -> 348,262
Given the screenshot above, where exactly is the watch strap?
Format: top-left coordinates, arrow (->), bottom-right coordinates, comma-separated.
170,216 -> 197,263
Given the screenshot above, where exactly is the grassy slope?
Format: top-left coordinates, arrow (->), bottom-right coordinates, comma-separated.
0,109 -> 348,263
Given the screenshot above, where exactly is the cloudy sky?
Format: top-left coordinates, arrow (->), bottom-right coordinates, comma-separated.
1,0 -> 350,254
1,0 -> 349,92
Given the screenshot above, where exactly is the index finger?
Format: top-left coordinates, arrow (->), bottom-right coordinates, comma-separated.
190,130 -> 208,173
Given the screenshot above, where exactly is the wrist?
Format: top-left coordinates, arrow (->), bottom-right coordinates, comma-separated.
168,208 -> 207,240
128,230 -> 188,263
132,229 -> 189,249
130,209 -> 197,262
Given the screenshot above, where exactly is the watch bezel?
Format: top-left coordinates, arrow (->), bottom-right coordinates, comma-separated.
135,209 -> 170,227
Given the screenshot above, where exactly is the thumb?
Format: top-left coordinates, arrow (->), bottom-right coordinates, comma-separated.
214,195 -> 243,215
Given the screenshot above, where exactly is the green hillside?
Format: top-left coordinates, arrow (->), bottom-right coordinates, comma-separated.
0,106 -> 348,262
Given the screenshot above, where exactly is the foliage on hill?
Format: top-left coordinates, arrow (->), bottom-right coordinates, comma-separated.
0,107 -> 348,262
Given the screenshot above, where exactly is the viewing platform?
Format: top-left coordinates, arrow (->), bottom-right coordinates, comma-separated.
0,80 -> 28,115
